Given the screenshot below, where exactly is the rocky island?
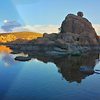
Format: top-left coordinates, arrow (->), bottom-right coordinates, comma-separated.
6,12 -> 100,56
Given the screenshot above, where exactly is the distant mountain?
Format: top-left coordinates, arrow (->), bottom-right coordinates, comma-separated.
0,32 -> 43,43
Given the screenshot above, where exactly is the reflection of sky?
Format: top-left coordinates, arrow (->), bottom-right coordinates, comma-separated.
0,53 -> 61,100
0,53 -> 21,99
94,61 -> 100,70
0,53 -> 100,99
1,54 -> 17,67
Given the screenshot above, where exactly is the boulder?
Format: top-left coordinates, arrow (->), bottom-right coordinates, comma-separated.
15,56 -> 31,61
60,12 -> 100,45
58,32 -> 78,43
77,11 -> 83,17
43,33 -> 58,41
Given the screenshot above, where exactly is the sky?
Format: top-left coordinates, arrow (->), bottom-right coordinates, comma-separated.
0,0 -> 100,34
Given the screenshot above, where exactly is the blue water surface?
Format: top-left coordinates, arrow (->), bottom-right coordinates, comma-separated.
0,53 -> 100,100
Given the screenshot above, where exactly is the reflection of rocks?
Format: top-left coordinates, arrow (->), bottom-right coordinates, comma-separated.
52,54 -> 98,83
14,51 -> 99,83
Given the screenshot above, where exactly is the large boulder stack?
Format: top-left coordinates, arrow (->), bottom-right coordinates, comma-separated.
29,12 -> 100,55
7,12 -> 100,56
60,12 -> 99,45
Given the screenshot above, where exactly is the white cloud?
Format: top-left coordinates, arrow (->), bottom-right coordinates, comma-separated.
0,20 -> 100,35
93,24 -> 100,35
12,24 -> 100,35
0,23 -> 60,34
12,25 -> 60,34
0,28 -> 6,33
1,20 -> 22,32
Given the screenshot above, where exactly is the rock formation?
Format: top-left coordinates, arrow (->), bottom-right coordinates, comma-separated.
7,12 -> 100,56
34,11 -> 99,46
60,11 -> 99,45
77,11 -> 83,17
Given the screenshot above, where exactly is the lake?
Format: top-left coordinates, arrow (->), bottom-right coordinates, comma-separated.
0,46 -> 100,100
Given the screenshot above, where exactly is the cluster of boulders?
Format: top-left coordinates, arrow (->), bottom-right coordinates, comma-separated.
27,12 -> 100,56
7,12 -> 100,56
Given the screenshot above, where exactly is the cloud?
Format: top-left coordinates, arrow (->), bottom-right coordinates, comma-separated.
12,24 -> 100,35
1,20 -> 22,32
0,20 -> 59,33
0,20 -> 99,35
0,28 -> 6,33
93,24 -> 100,35
12,25 -> 59,34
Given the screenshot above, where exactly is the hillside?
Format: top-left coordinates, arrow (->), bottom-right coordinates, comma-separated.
0,32 -> 43,43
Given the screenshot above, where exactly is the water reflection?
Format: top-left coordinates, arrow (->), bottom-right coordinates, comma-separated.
14,51 -> 99,83
0,45 -> 100,100
31,53 -> 99,83
1,45 -> 99,83
0,45 -> 12,53
1,53 -> 18,67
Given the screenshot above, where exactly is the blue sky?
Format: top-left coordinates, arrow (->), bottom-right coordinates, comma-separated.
0,0 -> 100,33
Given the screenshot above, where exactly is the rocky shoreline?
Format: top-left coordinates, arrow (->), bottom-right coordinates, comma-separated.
4,12 -> 100,56
5,44 -> 100,57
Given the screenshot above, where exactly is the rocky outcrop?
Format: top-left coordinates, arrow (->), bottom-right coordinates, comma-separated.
34,12 -> 99,46
60,12 -> 99,45
6,12 -> 100,56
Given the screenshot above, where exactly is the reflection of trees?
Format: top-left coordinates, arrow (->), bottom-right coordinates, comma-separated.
12,48 -> 99,83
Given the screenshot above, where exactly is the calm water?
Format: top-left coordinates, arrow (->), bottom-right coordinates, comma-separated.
0,46 -> 100,100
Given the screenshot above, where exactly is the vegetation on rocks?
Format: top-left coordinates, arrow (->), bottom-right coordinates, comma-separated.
0,32 -> 43,43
